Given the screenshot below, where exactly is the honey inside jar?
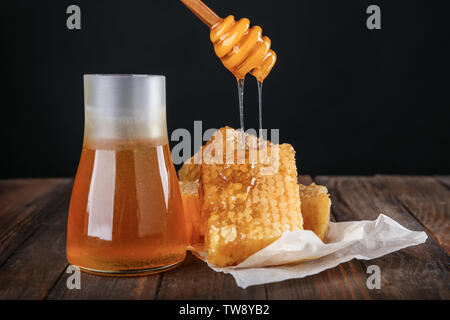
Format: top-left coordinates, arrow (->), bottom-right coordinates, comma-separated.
67,139 -> 186,274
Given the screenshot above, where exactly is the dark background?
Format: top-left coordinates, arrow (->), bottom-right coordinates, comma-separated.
1,0 -> 449,178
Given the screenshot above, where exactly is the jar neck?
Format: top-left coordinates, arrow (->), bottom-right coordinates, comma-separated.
83,75 -> 168,147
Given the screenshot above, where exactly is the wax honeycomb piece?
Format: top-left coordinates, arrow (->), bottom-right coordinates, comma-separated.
178,126 -> 235,182
299,183 -> 331,242
179,181 -> 203,245
179,181 -> 332,245
178,160 -> 201,182
177,127 -> 332,266
200,128 -> 303,267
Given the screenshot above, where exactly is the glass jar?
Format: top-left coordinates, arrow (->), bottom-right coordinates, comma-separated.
67,75 -> 186,275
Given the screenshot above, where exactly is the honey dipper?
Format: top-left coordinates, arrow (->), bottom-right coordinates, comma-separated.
181,0 -> 277,82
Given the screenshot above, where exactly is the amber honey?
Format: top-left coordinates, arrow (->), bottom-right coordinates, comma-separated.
67,139 -> 186,275
210,15 -> 276,82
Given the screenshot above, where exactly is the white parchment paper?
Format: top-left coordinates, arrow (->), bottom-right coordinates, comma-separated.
190,214 -> 428,289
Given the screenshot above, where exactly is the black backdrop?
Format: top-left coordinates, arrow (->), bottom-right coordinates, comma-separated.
1,0 -> 449,178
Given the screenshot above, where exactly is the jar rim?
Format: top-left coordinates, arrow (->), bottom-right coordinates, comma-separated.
84,74 -> 165,78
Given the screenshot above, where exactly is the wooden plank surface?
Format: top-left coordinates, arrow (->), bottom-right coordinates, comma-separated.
376,175 -> 450,253
47,269 -> 162,300
0,179 -> 72,299
157,253 -> 266,299
435,175 -> 450,189
0,179 -> 71,266
0,176 -> 448,300
315,176 -> 449,299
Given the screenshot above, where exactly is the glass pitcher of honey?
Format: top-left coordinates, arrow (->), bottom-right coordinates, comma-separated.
67,75 -> 186,275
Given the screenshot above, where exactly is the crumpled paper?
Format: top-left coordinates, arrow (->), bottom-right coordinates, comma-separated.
190,214 -> 428,289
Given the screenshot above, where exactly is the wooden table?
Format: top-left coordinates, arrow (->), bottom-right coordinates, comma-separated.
0,176 -> 448,300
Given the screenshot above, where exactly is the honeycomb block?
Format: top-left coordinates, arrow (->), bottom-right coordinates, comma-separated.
299,183 -> 331,242
178,127 -> 332,266
179,181 -> 331,246
200,128 -> 303,267
179,180 -> 203,245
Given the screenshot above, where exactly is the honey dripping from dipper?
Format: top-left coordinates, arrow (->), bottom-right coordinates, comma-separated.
181,0 -> 277,135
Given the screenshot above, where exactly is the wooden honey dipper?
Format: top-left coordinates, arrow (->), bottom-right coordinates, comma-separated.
181,0 -> 277,82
